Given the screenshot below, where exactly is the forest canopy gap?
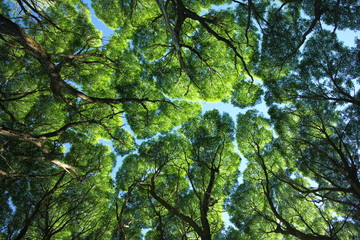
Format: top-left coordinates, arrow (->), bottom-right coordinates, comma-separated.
0,0 -> 359,239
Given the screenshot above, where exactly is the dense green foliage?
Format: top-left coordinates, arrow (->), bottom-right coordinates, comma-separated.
0,0 -> 359,239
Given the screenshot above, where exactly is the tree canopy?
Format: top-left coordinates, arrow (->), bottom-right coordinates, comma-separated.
0,0 -> 359,239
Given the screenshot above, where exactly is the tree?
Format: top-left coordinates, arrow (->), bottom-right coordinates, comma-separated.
0,0 -> 359,239
0,129 -> 116,239
228,108 -> 358,239
0,1 -> 201,237
115,110 -> 240,239
226,2 -> 360,239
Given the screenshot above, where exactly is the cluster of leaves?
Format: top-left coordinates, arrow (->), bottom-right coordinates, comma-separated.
0,0 -> 359,239
115,110 -> 239,239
